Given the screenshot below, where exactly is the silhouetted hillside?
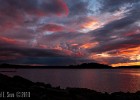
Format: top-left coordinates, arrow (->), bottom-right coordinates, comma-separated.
69,63 -> 112,69
0,63 -> 140,69
0,63 -> 112,69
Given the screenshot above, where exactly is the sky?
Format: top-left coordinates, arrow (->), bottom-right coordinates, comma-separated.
0,0 -> 140,67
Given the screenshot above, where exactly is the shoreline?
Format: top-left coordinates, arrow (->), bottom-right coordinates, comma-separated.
0,63 -> 140,69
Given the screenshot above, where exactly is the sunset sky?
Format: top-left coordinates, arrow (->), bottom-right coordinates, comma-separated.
0,0 -> 140,67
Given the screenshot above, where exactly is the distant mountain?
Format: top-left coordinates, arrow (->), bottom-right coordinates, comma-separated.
69,63 -> 112,69
0,63 -> 140,69
0,63 -> 112,69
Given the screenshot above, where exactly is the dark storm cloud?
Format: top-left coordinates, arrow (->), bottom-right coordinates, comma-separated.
1,28 -> 35,40
0,56 -> 93,66
0,0 -> 69,17
94,0 -> 140,35
44,32 -> 82,41
100,0 -> 140,12
88,0 -> 140,54
89,23 -> 140,53
0,39 -> 93,66
0,0 -> 69,35
0,46 -> 67,58
40,23 -> 65,32
91,13 -> 139,41
0,36 -> 66,58
89,37 -> 140,53
68,0 -> 91,16
101,56 -> 131,65
0,0 -> 139,66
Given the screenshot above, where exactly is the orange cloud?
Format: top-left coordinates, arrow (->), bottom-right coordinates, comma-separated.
89,53 -> 112,65
89,45 -> 140,67
79,17 -> 102,33
112,62 -> 140,67
113,46 -> 140,61
80,42 -> 98,49
117,46 -> 140,55
82,19 -> 98,29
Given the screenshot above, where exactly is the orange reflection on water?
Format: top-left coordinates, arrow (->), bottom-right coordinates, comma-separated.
118,70 -> 140,76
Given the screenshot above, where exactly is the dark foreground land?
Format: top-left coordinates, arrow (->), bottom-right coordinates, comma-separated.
0,74 -> 140,100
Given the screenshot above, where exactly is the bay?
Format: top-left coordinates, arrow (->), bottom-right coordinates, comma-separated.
0,69 -> 140,93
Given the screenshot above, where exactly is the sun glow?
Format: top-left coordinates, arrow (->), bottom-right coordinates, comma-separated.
112,62 -> 140,67
79,18 -> 101,33
80,42 -> 98,49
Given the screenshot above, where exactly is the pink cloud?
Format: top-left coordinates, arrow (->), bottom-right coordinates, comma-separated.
40,24 -> 65,32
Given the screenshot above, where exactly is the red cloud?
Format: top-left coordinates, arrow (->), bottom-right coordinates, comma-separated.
0,0 -> 69,34
0,36 -> 25,46
25,0 -> 69,17
40,24 -> 65,32
0,0 -> 69,23
56,0 -> 69,16
0,37 -> 17,44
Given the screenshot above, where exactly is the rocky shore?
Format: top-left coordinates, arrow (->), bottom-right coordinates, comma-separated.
0,73 -> 140,100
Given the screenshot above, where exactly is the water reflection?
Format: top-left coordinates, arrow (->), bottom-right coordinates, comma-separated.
0,69 -> 140,93
119,70 -> 140,76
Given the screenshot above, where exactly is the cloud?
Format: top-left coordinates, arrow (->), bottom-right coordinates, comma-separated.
89,0 -> 140,53
0,56 -> 93,66
85,0 -> 140,66
67,0 -> 91,16
0,0 -> 69,17
0,47 -> 67,58
100,0 -> 140,12
0,43 -> 92,65
0,0 -> 139,66
39,23 -> 65,32
0,0 -> 69,29
89,33 -> 140,53
90,53 -> 130,65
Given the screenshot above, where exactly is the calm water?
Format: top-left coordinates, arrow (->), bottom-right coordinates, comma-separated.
0,69 -> 140,93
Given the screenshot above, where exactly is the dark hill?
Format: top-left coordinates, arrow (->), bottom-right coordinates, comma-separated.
0,63 -> 140,69
69,63 -> 112,69
0,63 -> 112,69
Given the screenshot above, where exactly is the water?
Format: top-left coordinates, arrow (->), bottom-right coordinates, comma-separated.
0,69 -> 140,93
